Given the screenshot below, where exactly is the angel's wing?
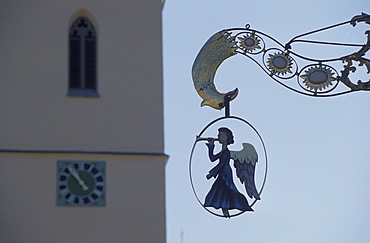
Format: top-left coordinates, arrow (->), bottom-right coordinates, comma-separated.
230,143 -> 261,200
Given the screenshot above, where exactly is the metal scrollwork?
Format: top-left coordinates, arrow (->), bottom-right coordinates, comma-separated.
339,29 -> 370,91
192,12 -> 370,110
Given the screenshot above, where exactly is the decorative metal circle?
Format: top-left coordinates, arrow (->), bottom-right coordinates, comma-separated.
236,32 -> 265,54
189,116 -> 268,218
267,52 -> 293,75
298,64 -> 339,94
263,49 -> 297,79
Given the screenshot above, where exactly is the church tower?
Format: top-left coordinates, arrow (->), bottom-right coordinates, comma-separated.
0,1 -> 167,242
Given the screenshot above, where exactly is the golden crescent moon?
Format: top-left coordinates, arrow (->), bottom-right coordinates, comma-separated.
192,30 -> 239,110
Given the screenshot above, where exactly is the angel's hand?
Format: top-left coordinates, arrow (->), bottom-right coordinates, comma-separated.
207,137 -> 215,145
206,173 -> 213,180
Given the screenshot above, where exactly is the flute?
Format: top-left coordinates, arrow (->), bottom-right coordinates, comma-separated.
196,136 -> 219,142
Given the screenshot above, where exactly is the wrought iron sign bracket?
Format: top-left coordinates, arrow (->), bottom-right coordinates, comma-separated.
189,12 -> 369,218
192,12 -> 370,112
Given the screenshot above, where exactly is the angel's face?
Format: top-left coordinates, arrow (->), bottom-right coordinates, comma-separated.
217,131 -> 228,144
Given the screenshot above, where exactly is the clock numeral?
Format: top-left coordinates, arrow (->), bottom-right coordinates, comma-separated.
96,186 -> 103,191
91,167 -> 99,175
83,197 -> 90,204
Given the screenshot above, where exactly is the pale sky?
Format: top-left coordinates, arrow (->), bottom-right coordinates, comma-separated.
163,1 -> 370,242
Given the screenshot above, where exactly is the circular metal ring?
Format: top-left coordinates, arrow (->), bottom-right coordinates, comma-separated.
234,31 -> 265,55
297,63 -> 339,94
262,48 -> 298,79
189,116 -> 268,218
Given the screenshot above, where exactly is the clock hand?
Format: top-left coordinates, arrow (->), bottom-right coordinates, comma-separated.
68,166 -> 89,191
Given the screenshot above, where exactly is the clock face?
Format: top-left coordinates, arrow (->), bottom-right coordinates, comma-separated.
57,161 -> 106,206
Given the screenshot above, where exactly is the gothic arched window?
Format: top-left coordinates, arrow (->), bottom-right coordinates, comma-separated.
68,17 -> 98,97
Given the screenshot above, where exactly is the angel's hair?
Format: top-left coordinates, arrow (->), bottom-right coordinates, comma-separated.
218,127 -> 234,145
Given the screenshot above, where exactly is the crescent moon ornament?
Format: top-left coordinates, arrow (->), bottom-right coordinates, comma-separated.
192,30 -> 239,110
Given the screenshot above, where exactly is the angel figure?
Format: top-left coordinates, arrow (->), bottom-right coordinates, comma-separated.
204,127 -> 260,217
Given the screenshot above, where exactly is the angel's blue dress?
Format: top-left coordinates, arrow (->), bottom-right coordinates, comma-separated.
204,144 -> 253,211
